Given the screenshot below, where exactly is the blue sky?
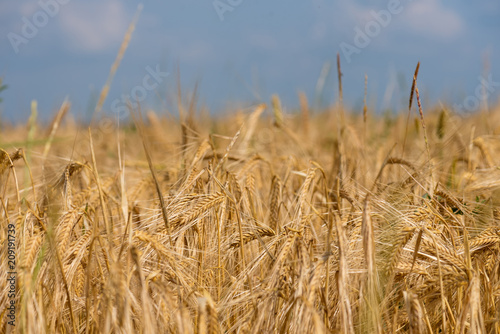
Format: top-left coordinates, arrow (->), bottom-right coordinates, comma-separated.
0,0 -> 499,122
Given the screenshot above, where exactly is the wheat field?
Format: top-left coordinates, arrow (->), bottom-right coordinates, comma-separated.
1,90 -> 500,333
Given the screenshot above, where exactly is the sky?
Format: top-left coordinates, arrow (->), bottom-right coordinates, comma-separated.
0,0 -> 499,122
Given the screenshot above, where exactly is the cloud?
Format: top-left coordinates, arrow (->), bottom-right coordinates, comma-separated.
400,0 -> 463,39
0,1 -> 43,37
59,0 -> 129,53
0,1 -> 37,17
324,0 -> 463,41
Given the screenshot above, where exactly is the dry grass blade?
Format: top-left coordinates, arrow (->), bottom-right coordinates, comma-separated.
22,235 -> 43,272
403,61 -> 421,157
240,104 -> 266,153
182,192 -> 225,226
56,208 -> 79,253
469,227 -> 500,252
215,125 -> 243,173
5,68 -> 500,333
409,62 -> 420,111
363,74 -> 368,124
473,137 -> 494,168
386,157 -> 418,173
337,53 -> 343,105
299,92 -> 310,137
131,110 -> 173,247
415,85 -> 431,172
334,213 -> 355,334
361,198 -> 381,333
42,99 -> 70,161
269,175 -> 282,231
93,4 -> 143,118
404,291 -> 425,334
410,229 -> 424,274
387,227 -> 415,277
229,226 -> 275,248
88,128 -> 113,255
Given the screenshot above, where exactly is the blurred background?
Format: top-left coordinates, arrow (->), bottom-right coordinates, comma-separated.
0,0 -> 499,122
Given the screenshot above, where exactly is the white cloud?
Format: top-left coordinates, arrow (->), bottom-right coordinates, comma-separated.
324,0 -> 463,41
59,0 -> 129,53
0,1 -> 41,35
401,0 -> 463,39
0,1 -> 36,17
